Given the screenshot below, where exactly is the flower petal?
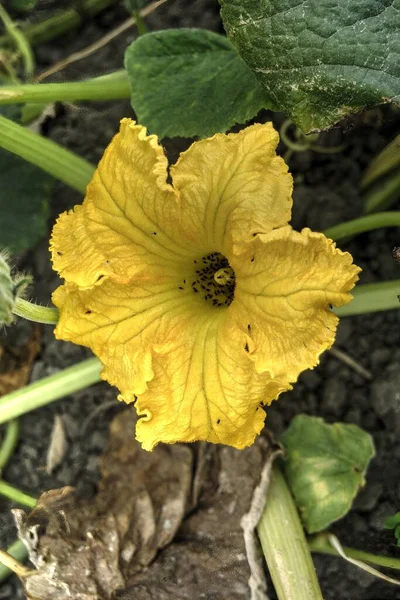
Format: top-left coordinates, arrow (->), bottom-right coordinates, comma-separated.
170,123 -> 293,255
136,313 -> 290,450
52,279 -> 288,450
231,227 -> 360,381
52,275 -> 187,395
50,205 -> 111,289
51,119 -> 189,288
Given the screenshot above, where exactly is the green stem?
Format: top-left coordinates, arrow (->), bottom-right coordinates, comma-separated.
0,420 -> 19,473
335,280 -> 400,317
133,10 -> 148,35
0,114 -> 94,193
0,4 -> 35,77
257,464 -> 323,600
323,211 -> 400,242
0,70 -> 131,105
364,170 -> 400,213
0,480 -> 37,508
0,540 -> 28,584
0,0 -> 119,48
0,357 -> 102,425
309,533 -> 400,571
13,298 -> 59,325
280,119 -> 309,152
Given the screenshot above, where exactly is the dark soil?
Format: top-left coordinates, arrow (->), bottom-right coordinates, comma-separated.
1,1 -> 400,599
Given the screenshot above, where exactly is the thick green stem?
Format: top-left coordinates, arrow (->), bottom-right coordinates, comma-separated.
13,298 -> 59,325
0,540 -> 28,584
335,280 -> 400,317
0,420 -> 19,473
309,533 -> 400,571
0,114 -> 94,193
0,481 -> 37,508
324,211 -> 400,242
257,464 -> 323,600
0,0 -> 119,48
324,214 -> 400,317
0,357 -> 102,425
0,70 -> 131,105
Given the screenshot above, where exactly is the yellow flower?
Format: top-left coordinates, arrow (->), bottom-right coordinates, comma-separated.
50,119 -> 359,450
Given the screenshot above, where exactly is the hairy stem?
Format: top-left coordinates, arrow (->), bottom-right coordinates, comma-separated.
13,298 -> 59,325
258,464 -> 323,600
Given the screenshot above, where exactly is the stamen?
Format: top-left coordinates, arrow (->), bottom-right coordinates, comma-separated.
191,252 -> 235,308
214,267 -> 235,286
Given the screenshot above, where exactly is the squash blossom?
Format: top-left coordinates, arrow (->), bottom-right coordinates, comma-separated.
50,119 -> 360,450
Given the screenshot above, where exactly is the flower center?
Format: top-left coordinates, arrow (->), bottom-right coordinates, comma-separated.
191,252 -> 236,308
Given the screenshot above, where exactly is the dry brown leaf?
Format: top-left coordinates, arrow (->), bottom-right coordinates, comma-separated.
13,410 -> 194,600
119,439 -> 275,600
0,322 -> 41,396
13,410 -> 277,600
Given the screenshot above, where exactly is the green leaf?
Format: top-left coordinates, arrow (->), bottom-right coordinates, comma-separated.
220,0 -> 400,132
280,415 -> 375,534
0,148 -> 54,253
124,28 -> 268,138
384,512 -> 400,530
0,77 -> 54,253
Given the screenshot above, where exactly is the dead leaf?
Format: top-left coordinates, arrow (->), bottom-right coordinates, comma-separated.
46,416 -> 68,474
12,411 -> 278,600
13,410 -> 194,600
0,321 -> 41,396
118,438 -> 276,600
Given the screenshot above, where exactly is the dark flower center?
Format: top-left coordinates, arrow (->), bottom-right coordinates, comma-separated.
191,252 -> 236,308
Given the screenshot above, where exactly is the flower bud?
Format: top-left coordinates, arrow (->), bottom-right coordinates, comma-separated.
0,252 -> 32,326
0,252 -> 14,325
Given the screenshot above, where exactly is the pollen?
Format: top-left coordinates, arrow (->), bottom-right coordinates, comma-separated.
191,252 -> 236,308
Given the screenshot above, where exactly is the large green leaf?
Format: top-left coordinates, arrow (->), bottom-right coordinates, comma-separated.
0,78 -> 54,253
281,415 -> 375,534
124,28 -> 268,138
0,149 -> 53,253
220,0 -> 400,132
